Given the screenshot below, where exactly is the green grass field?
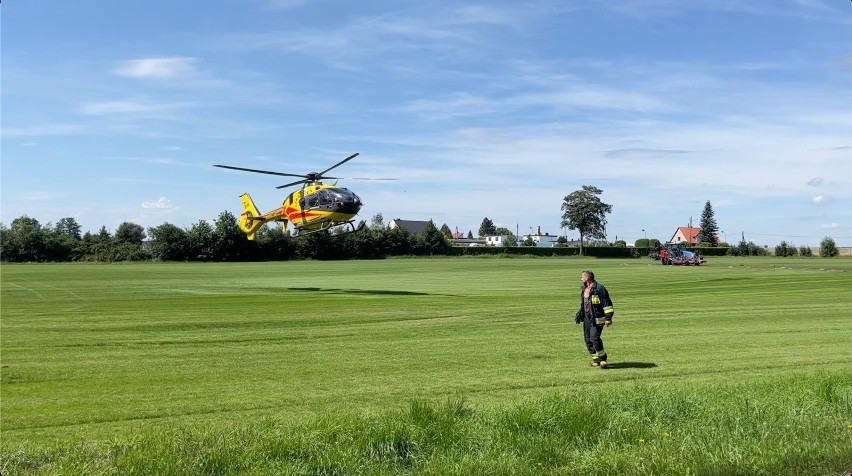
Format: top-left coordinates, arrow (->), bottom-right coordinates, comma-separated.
2,256 -> 851,475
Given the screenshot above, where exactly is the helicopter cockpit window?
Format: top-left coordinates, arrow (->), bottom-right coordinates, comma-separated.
337,188 -> 361,204
302,189 -> 334,209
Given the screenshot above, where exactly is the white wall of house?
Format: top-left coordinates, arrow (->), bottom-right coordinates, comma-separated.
522,234 -> 559,247
485,235 -> 508,246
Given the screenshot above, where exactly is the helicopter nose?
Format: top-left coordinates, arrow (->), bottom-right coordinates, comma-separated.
335,196 -> 362,214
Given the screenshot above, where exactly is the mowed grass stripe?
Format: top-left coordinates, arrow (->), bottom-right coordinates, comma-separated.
1,257 -> 851,467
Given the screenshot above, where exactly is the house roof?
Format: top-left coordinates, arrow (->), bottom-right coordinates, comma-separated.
671,226 -> 701,244
389,219 -> 430,234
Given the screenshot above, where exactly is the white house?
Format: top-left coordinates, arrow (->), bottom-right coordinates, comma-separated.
485,235 -> 509,246
522,227 -> 560,247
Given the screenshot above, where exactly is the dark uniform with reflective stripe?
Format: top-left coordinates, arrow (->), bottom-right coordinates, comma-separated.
575,282 -> 614,364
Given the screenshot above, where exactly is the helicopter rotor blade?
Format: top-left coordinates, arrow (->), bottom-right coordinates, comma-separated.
276,179 -> 309,189
317,153 -> 359,177
216,152 -> 373,189
213,164 -> 307,179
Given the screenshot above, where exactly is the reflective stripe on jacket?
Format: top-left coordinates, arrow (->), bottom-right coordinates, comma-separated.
579,282 -> 614,324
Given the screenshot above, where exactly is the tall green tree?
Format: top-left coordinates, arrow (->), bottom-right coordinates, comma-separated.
775,241 -> 797,257
697,201 -> 719,245
3,215 -> 47,261
52,218 -> 84,260
385,226 -> 413,256
147,223 -> 189,261
212,211 -> 246,261
96,226 -> 112,242
256,223 -> 296,260
439,223 -> 452,239
340,222 -> 383,259
370,213 -> 385,229
820,236 -> 838,257
187,220 -> 215,261
423,220 -> 451,255
478,217 -> 496,237
80,226 -> 114,261
55,217 -> 82,240
560,185 -> 613,255
114,222 -> 146,246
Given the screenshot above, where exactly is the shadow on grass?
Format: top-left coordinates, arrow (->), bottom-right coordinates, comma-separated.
605,362 -> 657,370
287,287 -> 447,296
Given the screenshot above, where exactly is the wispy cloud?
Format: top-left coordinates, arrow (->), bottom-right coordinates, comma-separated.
594,0 -> 848,22
3,0 -> 850,245
811,195 -> 834,205
603,149 -> 690,160
113,57 -> 200,80
222,4 -> 538,71
2,124 -> 86,138
147,158 -> 181,165
80,99 -> 193,116
142,197 -> 174,209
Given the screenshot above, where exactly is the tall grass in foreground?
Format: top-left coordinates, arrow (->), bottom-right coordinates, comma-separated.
5,371 -> 851,476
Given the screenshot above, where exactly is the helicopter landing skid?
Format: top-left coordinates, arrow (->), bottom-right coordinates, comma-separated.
295,220 -> 365,238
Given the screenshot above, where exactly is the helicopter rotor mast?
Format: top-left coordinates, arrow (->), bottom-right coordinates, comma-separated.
280,152 -> 360,189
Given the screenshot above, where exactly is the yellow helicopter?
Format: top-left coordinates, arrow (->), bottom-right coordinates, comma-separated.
215,153 -> 381,239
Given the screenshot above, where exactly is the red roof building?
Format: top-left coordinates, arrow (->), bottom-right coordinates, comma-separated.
670,226 -> 701,245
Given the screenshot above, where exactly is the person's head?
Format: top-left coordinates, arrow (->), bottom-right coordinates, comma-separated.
581,270 -> 595,285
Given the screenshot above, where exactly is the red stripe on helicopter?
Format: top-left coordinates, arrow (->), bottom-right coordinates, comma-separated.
285,207 -> 322,218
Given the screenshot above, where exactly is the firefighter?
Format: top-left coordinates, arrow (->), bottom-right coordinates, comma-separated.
573,270 -> 615,368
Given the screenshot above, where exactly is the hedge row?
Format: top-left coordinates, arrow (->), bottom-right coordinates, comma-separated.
449,246 -> 732,258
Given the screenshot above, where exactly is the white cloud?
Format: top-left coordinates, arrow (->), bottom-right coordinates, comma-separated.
812,195 -> 826,204
792,0 -> 834,12
80,99 -> 192,116
148,158 -> 181,165
142,197 -> 174,209
2,124 -> 85,138
113,57 -> 199,80
820,222 -> 839,229
603,148 -> 689,160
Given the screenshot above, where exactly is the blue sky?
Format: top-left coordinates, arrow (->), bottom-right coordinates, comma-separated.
2,0 -> 851,246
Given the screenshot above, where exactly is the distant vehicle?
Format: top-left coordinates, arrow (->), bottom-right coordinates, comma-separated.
652,242 -> 705,266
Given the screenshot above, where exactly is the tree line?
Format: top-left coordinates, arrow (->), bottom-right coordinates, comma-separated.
2,186 -> 842,262
0,212 -> 455,263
